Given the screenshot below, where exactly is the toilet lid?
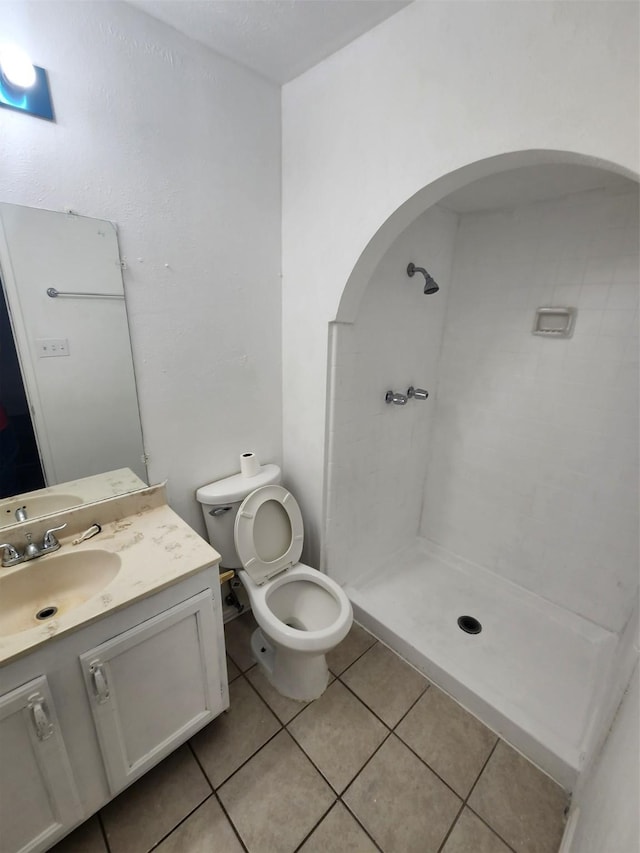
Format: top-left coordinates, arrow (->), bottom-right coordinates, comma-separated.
234,485 -> 304,585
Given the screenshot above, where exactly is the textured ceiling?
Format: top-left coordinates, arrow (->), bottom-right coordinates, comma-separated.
439,164 -> 637,214
130,0 -> 412,84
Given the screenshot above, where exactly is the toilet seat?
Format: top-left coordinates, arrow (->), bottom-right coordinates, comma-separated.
234,485 -> 304,585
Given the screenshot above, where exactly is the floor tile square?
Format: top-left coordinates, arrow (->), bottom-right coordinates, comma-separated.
155,796 -> 244,853
441,808 -> 512,853
341,642 -> 428,726
396,686 -> 497,796
468,741 -> 567,853
191,676 -> 281,788
218,730 -> 335,852
298,802 -> 378,853
226,655 -> 241,682
327,622 -> 377,675
343,734 -> 461,853
50,817 -> 106,853
224,612 -> 258,671
245,663 -> 309,723
101,746 -> 210,853
288,680 -> 388,792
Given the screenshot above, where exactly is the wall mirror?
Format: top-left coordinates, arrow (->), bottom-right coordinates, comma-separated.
0,202 -> 147,523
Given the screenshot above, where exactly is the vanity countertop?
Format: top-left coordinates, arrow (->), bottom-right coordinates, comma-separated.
0,485 -> 221,665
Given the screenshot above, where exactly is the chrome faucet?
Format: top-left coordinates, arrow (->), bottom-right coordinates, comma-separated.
0,523 -> 67,568
15,506 -> 27,522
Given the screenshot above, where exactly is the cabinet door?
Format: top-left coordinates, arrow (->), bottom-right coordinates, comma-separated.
80,590 -> 223,794
0,676 -> 83,853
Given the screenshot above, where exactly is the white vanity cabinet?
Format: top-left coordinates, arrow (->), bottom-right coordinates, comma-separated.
0,676 -> 83,853
0,566 -> 228,853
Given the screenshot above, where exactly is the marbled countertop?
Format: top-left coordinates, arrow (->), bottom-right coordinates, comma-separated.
0,486 -> 220,665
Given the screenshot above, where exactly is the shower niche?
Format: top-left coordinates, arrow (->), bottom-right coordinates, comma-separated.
325,162 -> 639,790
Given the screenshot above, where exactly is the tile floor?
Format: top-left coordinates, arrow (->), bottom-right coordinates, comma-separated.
52,615 -> 568,853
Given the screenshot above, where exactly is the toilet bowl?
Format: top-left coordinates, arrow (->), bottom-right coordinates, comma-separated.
234,484 -> 352,701
197,467 -> 352,702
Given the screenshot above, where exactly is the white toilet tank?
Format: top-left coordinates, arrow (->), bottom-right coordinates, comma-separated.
196,463 -> 281,567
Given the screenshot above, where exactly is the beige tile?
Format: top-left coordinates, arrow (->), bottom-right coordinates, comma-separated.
442,808 -> 512,853
224,611 -> 258,671
218,730 -> 335,853
327,622 -> 377,675
344,735 -> 461,853
101,746 -> 210,853
226,655 -> 241,682
341,642 -> 428,727
155,796 -> 244,853
191,676 -> 280,788
396,686 -> 497,797
298,802 -> 378,853
289,680 -> 388,793
468,741 -> 568,853
245,663 -> 309,723
50,817 -> 106,853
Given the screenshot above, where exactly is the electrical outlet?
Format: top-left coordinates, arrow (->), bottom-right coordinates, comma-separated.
36,338 -> 70,358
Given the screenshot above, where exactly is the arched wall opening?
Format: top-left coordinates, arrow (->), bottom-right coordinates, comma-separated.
324,150 -> 639,791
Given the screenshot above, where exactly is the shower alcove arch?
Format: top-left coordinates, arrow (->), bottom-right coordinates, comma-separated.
324,150 -> 639,792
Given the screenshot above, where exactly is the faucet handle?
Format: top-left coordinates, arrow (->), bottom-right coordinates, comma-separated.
0,543 -> 20,564
42,523 -> 67,550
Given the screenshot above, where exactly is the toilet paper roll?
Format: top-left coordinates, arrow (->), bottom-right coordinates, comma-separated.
240,452 -> 260,478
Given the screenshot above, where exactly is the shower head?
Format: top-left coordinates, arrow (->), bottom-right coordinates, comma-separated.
407,262 -> 439,294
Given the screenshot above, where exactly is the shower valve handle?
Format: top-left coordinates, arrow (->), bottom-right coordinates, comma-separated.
385,391 -> 408,405
407,386 -> 429,400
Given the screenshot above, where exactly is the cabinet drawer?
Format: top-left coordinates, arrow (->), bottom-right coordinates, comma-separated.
80,590 -> 223,794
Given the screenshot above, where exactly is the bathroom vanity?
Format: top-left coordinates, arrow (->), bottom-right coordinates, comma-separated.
0,481 -> 228,853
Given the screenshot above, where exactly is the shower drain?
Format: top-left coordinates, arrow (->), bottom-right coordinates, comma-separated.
457,615 -> 482,634
36,606 -> 58,621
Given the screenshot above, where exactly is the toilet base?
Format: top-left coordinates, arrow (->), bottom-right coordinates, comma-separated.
250,628 -> 330,702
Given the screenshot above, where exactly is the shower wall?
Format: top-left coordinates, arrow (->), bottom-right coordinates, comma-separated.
325,206 -> 457,580
421,189 -> 639,633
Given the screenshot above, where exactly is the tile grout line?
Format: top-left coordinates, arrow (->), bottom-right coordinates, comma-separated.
338,798 -> 385,853
97,811 -> 111,853
187,741 -> 251,853
290,798 -> 339,853
434,738 -> 499,853
328,635 -> 379,679
435,738 -> 519,853
335,664 -> 430,731
146,790 -> 215,852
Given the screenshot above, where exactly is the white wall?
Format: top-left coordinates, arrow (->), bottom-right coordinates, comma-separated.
282,1 -> 639,564
325,206 -> 457,580
421,188 -> 639,633
568,662 -> 639,853
0,1 -> 282,533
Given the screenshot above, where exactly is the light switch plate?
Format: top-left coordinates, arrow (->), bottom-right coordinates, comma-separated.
36,338 -> 70,358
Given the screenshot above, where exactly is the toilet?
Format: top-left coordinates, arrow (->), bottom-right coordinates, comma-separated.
197,463 -> 352,701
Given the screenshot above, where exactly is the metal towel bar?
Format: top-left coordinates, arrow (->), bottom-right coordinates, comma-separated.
46,287 -> 124,300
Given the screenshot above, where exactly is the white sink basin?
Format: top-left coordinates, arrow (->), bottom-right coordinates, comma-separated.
0,550 -> 121,636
